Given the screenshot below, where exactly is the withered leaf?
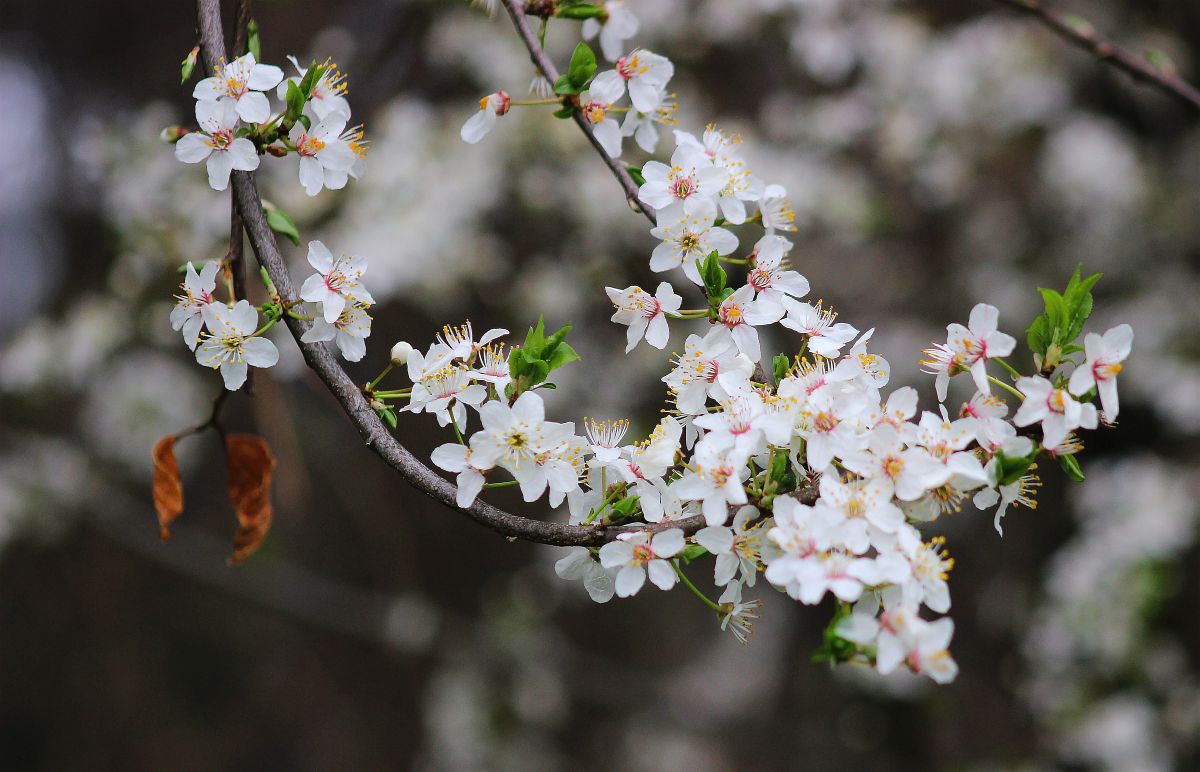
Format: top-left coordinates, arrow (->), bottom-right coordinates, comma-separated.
152,435 -> 184,541
225,433 -> 276,564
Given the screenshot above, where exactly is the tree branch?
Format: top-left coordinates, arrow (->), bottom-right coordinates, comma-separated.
991,0 -> 1200,112
498,0 -> 656,223
195,0 -> 805,547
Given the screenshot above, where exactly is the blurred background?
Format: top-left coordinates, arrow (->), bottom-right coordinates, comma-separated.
2,0 -> 1200,769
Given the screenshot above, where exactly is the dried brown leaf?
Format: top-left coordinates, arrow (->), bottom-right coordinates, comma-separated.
152,435 -> 184,541
225,433 -> 276,564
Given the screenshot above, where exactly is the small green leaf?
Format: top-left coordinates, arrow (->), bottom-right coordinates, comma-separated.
626,165 -> 645,186
566,42 -> 597,89
995,448 -> 1038,487
553,74 -> 583,96
698,251 -> 727,300
246,19 -> 261,61
773,353 -> 791,383
678,544 -> 709,564
265,207 -> 301,246
552,105 -> 575,119
298,59 -> 321,97
546,341 -> 580,372
379,408 -> 398,429
610,495 -> 641,518
1057,454 -> 1086,482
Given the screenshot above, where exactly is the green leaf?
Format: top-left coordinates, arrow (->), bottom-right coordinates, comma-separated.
1057,454 -> 1086,482
610,495 -> 641,518
522,317 -> 549,357
566,42 -> 597,89
379,408 -> 398,429
285,80 -> 305,119
555,3 -> 607,19
698,251 -> 727,300
546,341 -> 580,372
626,165 -> 645,186
552,105 -> 575,119
298,59 -> 321,98
678,544 -> 709,564
553,74 -> 583,96
995,448 -> 1038,486
1062,264 -> 1101,343
246,19 -> 261,61
264,207 -> 301,246
773,353 -> 791,383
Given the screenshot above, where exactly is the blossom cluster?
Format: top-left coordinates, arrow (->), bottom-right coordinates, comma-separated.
170,239 -> 375,389
175,52 -> 367,194
421,1 -> 1134,683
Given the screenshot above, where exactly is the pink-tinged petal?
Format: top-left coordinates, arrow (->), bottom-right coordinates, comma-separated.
592,119 -> 623,158
307,240 -> 335,272
227,138 -> 260,172
639,184 -> 676,211
219,361 -> 249,391
235,91 -> 271,123
247,62 -> 284,90
640,160 -> 670,185
646,559 -> 677,590
1097,379 -> 1119,421
317,140 -> 357,172
968,303 -> 999,335
174,133 -> 213,163
460,107 -> 497,144
299,155 -> 325,197
192,77 -> 225,102
650,528 -> 685,557
299,274 -> 331,303
772,271 -> 810,298
729,324 -> 760,362
336,331 -> 367,362
1068,363 -> 1095,396
694,525 -> 733,555
1104,323 -> 1134,359
456,469 -> 485,508
510,391 -> 545,424
644,315 -> 669,350
300,318 -> 336,343
205,151 -> 235,191
589,69 -> 625,101
614,565 -> 646,597
707,226 -> 739,256
230,299 -> 259,333
242,336 -> 279,368
321,293 -> 346,325
719,195 -> 747,224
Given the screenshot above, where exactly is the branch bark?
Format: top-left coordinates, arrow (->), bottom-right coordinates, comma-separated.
991,0 -> 1200,112
498,0 -> 656,224
194,0 -> 808,546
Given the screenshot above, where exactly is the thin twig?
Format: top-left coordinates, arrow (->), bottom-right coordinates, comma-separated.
194,0 -> 812,546
991,0 -> 1200,112
498,0 -> 656,223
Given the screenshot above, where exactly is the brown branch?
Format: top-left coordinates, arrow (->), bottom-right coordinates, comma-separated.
991,0 -> 1200,112
498,0 -> 656,223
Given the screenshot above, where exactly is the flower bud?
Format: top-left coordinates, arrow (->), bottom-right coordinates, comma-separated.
180,46 -> 200,84
494,90 -> 511,116
390,341 -> 414,364
160,125 -> 188,144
